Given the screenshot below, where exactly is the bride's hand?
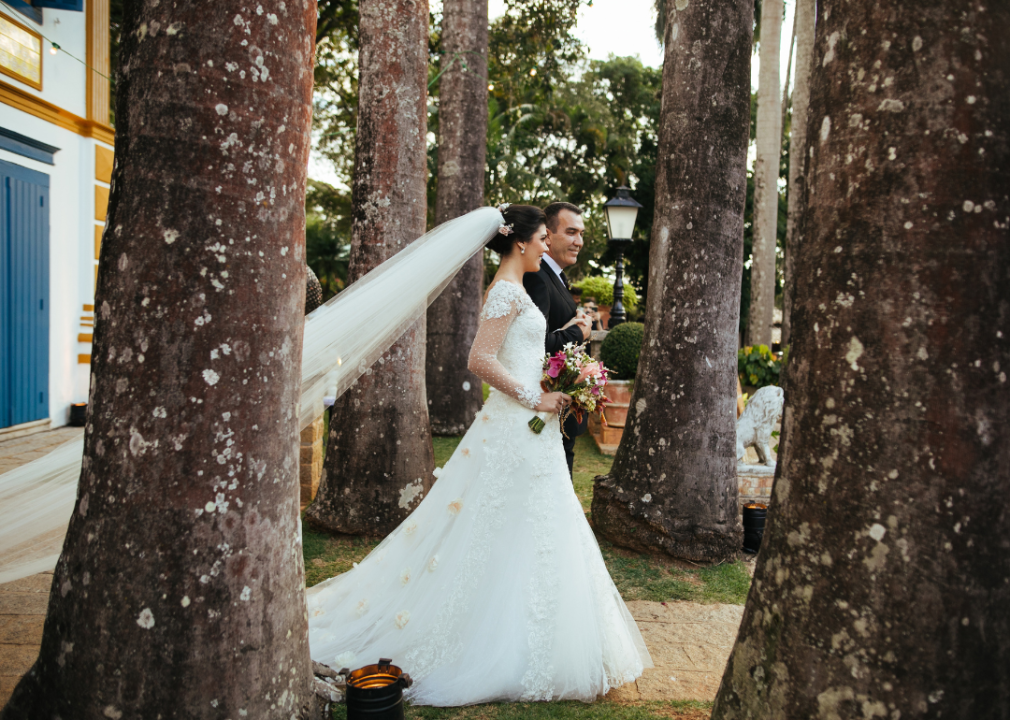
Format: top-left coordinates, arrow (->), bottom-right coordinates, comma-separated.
535,392 -> 572,413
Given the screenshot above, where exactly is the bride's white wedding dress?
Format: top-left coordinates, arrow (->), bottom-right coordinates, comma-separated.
306,280 -> 652,706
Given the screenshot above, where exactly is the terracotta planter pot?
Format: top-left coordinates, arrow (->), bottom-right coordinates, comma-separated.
592,379 -> 633,456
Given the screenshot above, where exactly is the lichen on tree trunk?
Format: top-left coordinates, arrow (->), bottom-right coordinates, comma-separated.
1,0 -> 319,717
713,2 -> 1010,717
426,0 -> 489,436
590,0 -> 751,565
306,0 -> 434,537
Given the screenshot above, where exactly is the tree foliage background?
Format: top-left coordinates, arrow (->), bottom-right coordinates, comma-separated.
110,0 -> 786,323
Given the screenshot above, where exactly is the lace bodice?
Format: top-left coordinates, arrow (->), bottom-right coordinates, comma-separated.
467,281 -> 547,410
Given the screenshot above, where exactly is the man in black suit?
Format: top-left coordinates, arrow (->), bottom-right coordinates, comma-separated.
523,202 -> 592,477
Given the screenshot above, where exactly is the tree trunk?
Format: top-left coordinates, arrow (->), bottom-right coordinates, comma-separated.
713,1 -> 1010,717
745,0 -> 783,347
426,0 -> 489,436
590,0 -> 751,564
306,0 -> 433,536
780,0 -> 814,348
1,0 -> 319,717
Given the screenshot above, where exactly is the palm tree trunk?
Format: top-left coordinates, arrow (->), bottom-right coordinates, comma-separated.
306,0 -> 434,537
745,0 -> 783,346
591,0 -> 752,564
1,0 -> 319,716
426,0 -> 489,436
713,1 -> 1010,716
780,0 -> 814,348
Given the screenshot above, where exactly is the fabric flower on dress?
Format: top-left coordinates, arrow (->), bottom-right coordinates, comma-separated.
395,611 -> 411,629
428,555 -> 439,573
404,521 -> 417,536
312,607 -> 325,617
461,447 -> 470,457
355,599 -> 369,617
447,499 -> 463,515
335,651 -> 356,669
400,567 -> 412,585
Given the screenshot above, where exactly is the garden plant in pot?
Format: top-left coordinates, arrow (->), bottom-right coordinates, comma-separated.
593,321 -> 644,455
573,276 -> 640,328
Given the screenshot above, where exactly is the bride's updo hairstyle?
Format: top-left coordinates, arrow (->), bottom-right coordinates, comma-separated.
487,204 -> 546,255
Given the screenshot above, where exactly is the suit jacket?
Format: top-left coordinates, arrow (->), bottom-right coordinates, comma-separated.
523,265 -> 584,355
523,265 -> 588,439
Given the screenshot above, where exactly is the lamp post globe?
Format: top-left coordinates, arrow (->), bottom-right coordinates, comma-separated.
602,186 -> 642,328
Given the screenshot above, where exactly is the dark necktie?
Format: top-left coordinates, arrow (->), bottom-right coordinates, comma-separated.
559,271 -> 570,290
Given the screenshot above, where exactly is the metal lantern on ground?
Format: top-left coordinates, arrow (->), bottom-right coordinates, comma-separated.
602,186 -> 642,329
341,658 -> 413,720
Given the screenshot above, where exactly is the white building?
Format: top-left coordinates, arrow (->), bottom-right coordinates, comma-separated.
0,0 -> 112,436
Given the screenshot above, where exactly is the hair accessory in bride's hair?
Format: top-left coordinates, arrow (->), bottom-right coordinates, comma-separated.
498,223 -> 514,236
496,202 -> 511,214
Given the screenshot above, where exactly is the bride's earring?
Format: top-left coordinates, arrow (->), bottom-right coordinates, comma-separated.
520,244 -> 525,255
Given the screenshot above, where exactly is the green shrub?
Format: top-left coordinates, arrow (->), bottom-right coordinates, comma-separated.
600,322 -> 644,379
573,276 -> 638,314
738,344 -> 781,389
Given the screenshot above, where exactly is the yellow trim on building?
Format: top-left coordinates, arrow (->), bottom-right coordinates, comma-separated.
82,304 -> 94,312
94,224 -> 103,259
78,333 -> 93,343
0,79 -> 114,144
86,0 -> 110,124
94,185 -> 109,222
78,354 -> 91,365
95,145 -> 113,182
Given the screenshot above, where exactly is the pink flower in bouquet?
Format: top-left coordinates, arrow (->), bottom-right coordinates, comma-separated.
547,354 -> 567,378
576,362 -> 601,384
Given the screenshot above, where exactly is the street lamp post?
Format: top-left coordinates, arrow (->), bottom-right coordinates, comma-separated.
602,186 -> 642,329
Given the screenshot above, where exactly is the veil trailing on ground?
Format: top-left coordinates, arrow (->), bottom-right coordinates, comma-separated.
0,207 -> 505,585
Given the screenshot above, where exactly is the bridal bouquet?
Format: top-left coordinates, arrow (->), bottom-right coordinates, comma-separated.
529,343 -> 611,435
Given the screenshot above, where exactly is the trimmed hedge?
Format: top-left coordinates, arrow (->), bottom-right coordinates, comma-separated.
573,276 -> 638,314
600,322 -> 644,380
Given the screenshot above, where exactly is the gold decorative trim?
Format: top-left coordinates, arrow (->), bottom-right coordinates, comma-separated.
94,185 -> 109,222
0,79 -> 114,144
78,354 -> 92,365
0,11 -> 42,91
95,145 -> 113,182
78,333 -> 93,343
82,304 -> 94,312
86,0 -> 110,123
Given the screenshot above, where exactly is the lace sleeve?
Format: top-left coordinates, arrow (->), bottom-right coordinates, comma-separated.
467,282 -> 542,410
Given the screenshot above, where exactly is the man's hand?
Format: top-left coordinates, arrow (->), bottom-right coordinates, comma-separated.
561,313 -> 592,340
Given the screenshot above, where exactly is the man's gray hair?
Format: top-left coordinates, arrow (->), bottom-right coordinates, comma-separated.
544,202 -> 583,232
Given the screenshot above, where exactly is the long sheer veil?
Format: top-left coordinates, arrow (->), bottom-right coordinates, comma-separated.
0,207 -> 504,584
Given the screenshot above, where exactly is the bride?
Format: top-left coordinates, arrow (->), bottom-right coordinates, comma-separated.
306,204 -> 652,706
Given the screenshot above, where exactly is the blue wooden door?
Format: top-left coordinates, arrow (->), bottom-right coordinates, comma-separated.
0,160 -> 50,429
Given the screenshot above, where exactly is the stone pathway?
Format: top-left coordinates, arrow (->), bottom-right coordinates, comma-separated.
0,426 -> 81,706
607,601 -> 744,703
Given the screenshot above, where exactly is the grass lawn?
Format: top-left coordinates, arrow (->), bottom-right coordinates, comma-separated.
330,700 -> 713,719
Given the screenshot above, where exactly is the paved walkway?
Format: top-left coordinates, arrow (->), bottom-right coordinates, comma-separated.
609,601 -> 744,703
0,427 -> 748,709
0,426 -> 81,706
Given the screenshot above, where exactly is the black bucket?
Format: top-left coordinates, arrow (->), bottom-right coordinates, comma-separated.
68,403 -> 88,427
343,658 -> 413,720
742,503 -> 768,554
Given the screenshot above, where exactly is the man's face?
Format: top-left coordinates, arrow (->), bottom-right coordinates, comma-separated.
546,209 -> 585,269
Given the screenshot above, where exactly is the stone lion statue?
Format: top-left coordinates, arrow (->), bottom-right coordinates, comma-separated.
737,385 -> 784,465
